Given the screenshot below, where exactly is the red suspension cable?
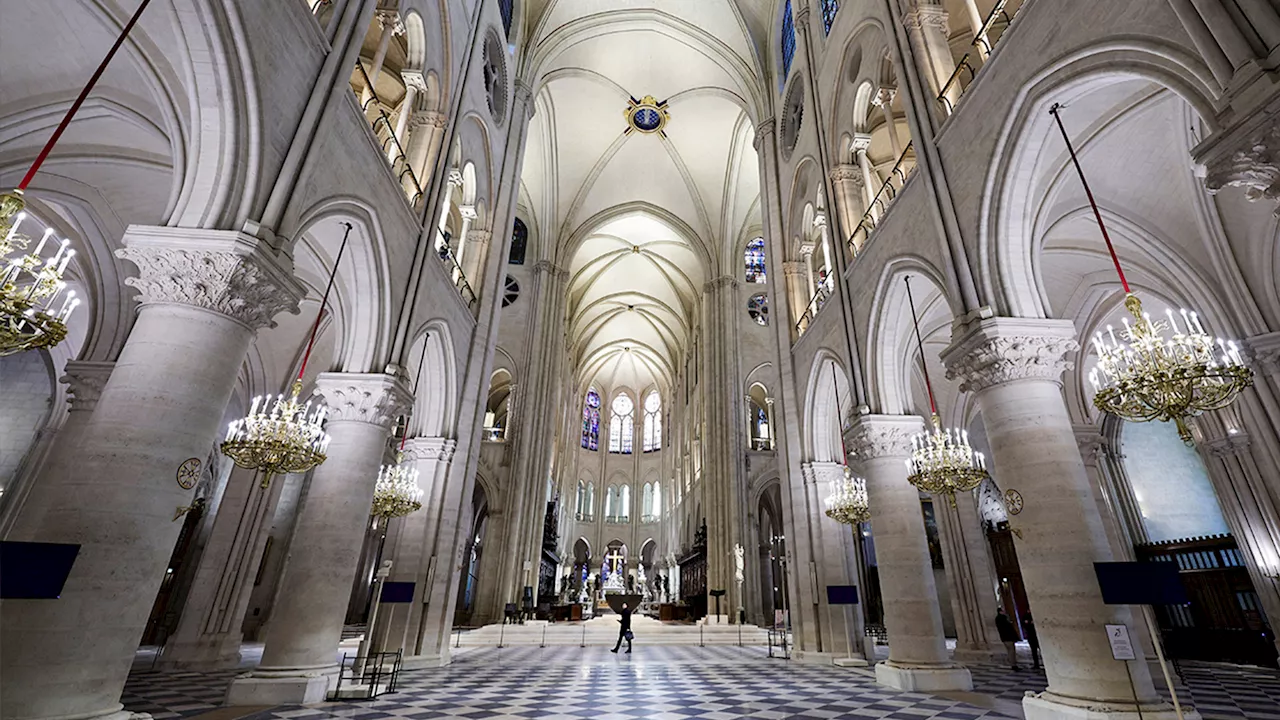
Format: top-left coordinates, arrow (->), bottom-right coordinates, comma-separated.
1049,103 -> 1131,294
298,222 -> 352,381
904,276 -> 938,416
18,0 -> 154,192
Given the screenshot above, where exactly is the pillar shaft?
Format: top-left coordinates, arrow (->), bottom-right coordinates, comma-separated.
847,414 -> 971,691
943,318 -> 1171,716
0,228 -> 302,720
228,373 -> 410,704
802,462 -> 870,662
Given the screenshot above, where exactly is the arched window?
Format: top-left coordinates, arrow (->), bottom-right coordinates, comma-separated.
508,217 -> 528,265
620,484 -> 631,520
643,391 -> 662,452
821,0 -> 839,35
780,0 -> 796,90
606,486 -> 618,519
499,0 -> 514,37
582,389 -> 601,450
642,483 -> 654,520
745,237 -> 767,283
609,393 -> 634,454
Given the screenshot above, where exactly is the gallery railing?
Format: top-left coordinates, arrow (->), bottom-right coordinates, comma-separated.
846,143 -> 917,260
936,0 -> 1020,115
435,229 -> 478,310
794,275 -> 835,336
353,61 -> 425,207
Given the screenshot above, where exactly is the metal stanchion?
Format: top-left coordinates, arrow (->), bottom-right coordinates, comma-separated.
498,618 -> 507,649
581,622 -> 587,648
540,625 -> 547,648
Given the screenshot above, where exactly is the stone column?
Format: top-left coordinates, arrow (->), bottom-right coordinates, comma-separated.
461,229 -> 492,288
0,228 -> 301,720
783,261 -> 809,331
847,414 -> 971,691
765,398 -> 777,451
435,169 -> 463,245
227,373 -> 411,705
942,318 -> 1175,720
802,462 -> 871,665
372,436 -> 456,664
392,71 -> 425,157
800,243 -> 817,303
902,1 -> 957,108
828,164 -> 866,252
4,360 -> 114,539
813,214 -> 833,289
158,465 -> 288,670
874,87 -> 903,158
405,111 -> 448,191
935,490 -> 1004,662
366,9 -> 404,88
853,135 -> 878,209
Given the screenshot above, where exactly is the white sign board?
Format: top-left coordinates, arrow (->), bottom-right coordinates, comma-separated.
1106,624 -> 1136,660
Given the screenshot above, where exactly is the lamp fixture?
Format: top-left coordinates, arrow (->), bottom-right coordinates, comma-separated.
1,205 -> 78,356
903,276 -> 988,499
221,222 -> 353,486
0,0 -> 153,355
371,332 -> 429,519
1050,104 -> 1252,444
823,360 -> 871,525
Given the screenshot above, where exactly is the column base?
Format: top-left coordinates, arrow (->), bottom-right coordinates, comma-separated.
875,660 -> 973,691
1024,692 -> 1198,720
401,653 -> 451,670
156,637 -> 242,672
791,651 -> 871,667
225,668 -> 338,705
952,646 -> 1007,664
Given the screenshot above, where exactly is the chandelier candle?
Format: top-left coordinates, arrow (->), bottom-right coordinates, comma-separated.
371,329 -> 432,519
1,203 -> 80,356
824,466 -> 872,525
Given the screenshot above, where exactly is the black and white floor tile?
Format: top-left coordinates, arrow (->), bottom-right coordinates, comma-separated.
121,643 -> 1280,720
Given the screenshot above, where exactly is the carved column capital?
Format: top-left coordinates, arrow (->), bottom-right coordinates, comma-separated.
754,119 -> 777,150
903,3 -> 949,34
874,86 -> 897,107
941,317 -> 1079,393
828,163 -> 864,186
1202,119 -> 1280,216
468,229 -> 492,245
851,133 -> 873,152
409,110 -> 448,131
801,461 -> 845,487
447,168 -> 465,187
703,276 -> 738,294
845,414 -> 924,462
1243,331 -> 1280,375
375,8 -> 405,34
115,227 -> 304,331
313,372 -> 413,428
403,436 -> 457,463
1204,433 -> 1252,458
402,70 -> 428,93
1073,424 -> 1106,465
781,260 -> 807,276
61,360 -> 115,412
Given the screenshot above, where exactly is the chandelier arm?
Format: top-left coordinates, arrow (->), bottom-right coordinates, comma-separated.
298,221 -> 353,381
904,276 -> 938,415
1048,103 -> 1131,294
18,0 -> 154,192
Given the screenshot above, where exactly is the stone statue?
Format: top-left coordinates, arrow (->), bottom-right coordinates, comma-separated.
733,543 -> 745,584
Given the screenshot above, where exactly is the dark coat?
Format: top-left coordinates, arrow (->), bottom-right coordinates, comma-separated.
618,607 -> 632,631
995,612 -> 1019,642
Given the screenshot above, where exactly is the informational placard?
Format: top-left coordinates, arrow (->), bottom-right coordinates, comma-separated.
1105,624 -> 1136,660
825,585 -> 859,605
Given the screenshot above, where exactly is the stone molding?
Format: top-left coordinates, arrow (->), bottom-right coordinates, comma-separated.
801,461 -> 845,486
532,259 -> 568,279
1244,331 -> 1280,374
794,6 -> 811,27
313,372 -> 413,427
941,317 -> 1078,393
447,169 -> 465,187
404,436 -> 457,463
1202,117 -> 1280,215
753,119 -> 777,150
874,86 -> 897,106
458,205 -> 478,221
829,164 -> 864,185
851,133 -> 873,152
408,111 -> 448,131
703,276 -> 738,293
845,414 -> 923,461
903,4 -> 949,33
116,227 -> 304,331
376,8 -> 405,34
1073,424 -> 1106,464
782,261 -> 807,276
467,229 -> 492,246
1204,433 -> 1251,458
61,360 -> 116,412
402,70 -> 428,93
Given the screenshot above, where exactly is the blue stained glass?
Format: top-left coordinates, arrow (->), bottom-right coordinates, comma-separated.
499,0 -> 514,37
780,0 -> 796,90
582,390 -> 601,450
634,107 -> 661,131
821,0 -> 839,35
745,237 -> 766,283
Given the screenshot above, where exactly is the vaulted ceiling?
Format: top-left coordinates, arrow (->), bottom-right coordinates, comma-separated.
519,0 -> 769,393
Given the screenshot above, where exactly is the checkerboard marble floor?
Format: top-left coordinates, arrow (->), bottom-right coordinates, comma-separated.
122,643 -> 1280,720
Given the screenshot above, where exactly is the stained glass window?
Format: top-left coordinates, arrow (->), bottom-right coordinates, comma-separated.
509,218 -> 527,265
748,293 -> 769,326
643,391 -> 662,452
499,0 -> 514,37
780,0 -> 796,90
745,237 -> 766,283
609,393 -> 634,454
581,389 -> 601,450
821,0 -> 839,35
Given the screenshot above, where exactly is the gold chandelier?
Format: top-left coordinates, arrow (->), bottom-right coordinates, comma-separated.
221,222 -> 352,486
1051,104 -> 1253,444
1,192 -> 79,356
372,453 -> 423,518
824,466 -> 871,525
222,379 -> 330,486
903,276 -> 988,498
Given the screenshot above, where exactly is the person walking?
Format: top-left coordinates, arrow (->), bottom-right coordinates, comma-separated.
995,607 -> 1021,671
611,601 -> 633,654
1022,613 -> 1041,670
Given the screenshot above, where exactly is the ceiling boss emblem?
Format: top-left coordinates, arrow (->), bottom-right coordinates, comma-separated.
625,95 -> 670,137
